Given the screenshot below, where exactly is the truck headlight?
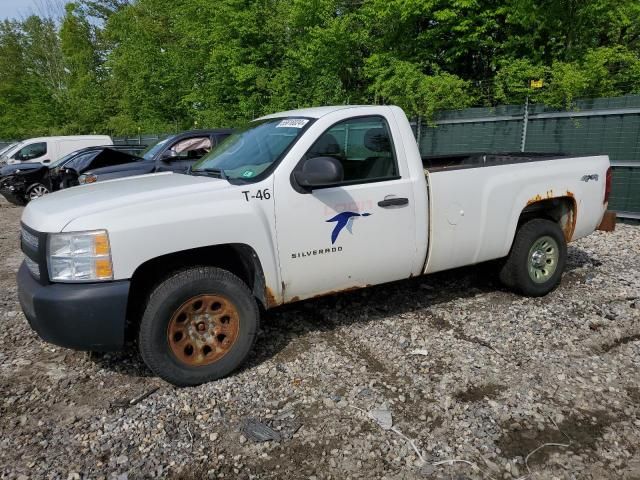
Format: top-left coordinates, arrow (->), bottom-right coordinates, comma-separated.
79,173 -> 97,184
47,230 -> 113,282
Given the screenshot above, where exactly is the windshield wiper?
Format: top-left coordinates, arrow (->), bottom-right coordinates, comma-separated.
196,167 -> 228,180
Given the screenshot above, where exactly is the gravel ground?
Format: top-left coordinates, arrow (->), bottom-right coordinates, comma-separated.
1,196 -> 639,480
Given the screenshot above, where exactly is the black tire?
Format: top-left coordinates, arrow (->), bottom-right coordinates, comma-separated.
138,266 -> 259,387
499,219 -> 567,297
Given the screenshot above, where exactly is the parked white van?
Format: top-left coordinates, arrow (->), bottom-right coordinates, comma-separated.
4,136 -> 112,165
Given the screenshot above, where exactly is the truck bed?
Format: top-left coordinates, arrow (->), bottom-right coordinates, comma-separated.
421,152 -> 609,274
422,152 -> 569,173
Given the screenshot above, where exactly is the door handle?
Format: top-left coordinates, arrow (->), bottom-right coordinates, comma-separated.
378,197 -> 409,207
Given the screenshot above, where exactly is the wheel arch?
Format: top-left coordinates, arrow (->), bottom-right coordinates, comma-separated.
518,195 -> 577,242
126,243 -> 269,337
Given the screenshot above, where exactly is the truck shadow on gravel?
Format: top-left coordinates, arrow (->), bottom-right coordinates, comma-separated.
86,245 -> 602,380
247,245 -> 602,365
87,349 -> 155,379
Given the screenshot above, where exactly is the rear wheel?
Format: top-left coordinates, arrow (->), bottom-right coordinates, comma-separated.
138,267 -> 259,386
499,219 -> 567,297
26,183 -> 49,201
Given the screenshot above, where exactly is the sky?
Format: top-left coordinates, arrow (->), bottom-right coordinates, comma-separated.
0,0 -> 43,20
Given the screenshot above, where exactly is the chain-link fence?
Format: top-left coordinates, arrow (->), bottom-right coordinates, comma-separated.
112,134 -> 166,146
417,94 -> 640,219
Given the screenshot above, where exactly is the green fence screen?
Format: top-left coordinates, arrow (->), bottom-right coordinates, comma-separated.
419,95 -> 640,218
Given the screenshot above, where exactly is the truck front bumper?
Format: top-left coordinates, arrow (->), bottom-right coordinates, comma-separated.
17,263 -> 130,351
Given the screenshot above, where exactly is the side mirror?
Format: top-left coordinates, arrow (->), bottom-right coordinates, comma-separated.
160,150 -> 178,161
294,156 -> 344,190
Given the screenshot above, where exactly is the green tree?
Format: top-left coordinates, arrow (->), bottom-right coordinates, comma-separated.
2,0 -> 640,139
0,17 -> 62,138
365,53 -> 474,120
60,2 -> 104,133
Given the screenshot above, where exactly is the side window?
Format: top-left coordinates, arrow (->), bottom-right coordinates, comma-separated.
14,142 -> 47,161
305,116 -> 398,183
168,137 -> 212,160
66,152 -> 99,172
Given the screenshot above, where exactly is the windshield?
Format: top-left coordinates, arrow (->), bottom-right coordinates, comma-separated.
0,142 -> 22,159
140,136 -> 173,161
0,142 -> 18,157
192,118 -> 312,180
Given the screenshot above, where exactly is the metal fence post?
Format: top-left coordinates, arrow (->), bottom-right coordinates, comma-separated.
520,96 -> 529,152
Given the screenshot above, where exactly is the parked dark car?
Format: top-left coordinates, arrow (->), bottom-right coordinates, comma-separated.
78,129 -> 233,185
0,145 -> 146,205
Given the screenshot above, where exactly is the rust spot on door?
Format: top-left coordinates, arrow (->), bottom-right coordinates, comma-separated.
311,285 -> 367,300
264,286 -> 279,308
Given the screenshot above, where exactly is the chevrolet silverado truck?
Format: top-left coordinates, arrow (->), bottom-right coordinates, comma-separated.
17,105 -> 613,386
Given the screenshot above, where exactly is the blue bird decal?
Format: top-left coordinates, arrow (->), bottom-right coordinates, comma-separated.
326,211 -> 372,244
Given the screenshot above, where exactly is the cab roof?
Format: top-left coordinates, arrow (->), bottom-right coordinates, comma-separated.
18,135 -> 112,142
257,105 -> 381,120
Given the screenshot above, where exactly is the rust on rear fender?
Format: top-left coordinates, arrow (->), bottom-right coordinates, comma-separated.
597,211 -> 616,232
524,191 -> 577,242
526,190 -> 554,206
563,192 -> 577,241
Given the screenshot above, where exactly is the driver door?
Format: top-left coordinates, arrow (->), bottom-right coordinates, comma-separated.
274,115 -> 416,302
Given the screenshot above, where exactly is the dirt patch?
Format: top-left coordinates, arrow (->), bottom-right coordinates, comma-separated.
274,335 -> 313,363
627,387 -> 640,405
326,330 -> 389,377
454,383 -> 505,403
430,314 -> 453,331
599,333 -> 640,353
497,409 -> 619,464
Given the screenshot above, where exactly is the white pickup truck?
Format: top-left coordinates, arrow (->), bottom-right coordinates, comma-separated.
17,105 -> 613,386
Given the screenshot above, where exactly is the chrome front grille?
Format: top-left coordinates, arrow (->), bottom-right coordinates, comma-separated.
24,257 -> 40,280
20,224 -> 46,283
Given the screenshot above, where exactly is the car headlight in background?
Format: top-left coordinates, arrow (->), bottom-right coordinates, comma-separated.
78,173 -> 98,184
47,230 -> 113,282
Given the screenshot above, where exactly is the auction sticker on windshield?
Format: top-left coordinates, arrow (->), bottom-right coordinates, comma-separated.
277,119 -> 309,128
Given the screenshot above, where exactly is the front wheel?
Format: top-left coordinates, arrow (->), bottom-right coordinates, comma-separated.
138,267 -> 259,386
26,183 -> 49,201
499,219 -> 567,297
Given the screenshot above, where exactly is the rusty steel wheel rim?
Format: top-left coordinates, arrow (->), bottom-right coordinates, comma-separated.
167,294 -> 240,366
